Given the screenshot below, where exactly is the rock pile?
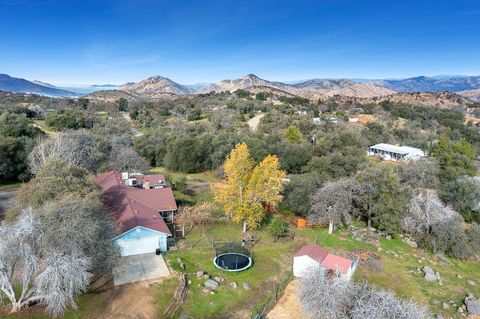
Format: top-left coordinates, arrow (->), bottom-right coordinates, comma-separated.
347,225 -> 380,245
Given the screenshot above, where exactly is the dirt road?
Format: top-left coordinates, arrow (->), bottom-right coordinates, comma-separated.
266,278 -> 305,319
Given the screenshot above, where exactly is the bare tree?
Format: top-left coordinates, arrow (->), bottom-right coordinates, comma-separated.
399,158 -> 439,191
29,130 -> 100,174
403,191 -> 462,235
106,146 -> 149,173
0,208 -> 91,316
351,283 -> 430,319
299,267 -> 430,319
175,202 -> 215,233
39,195 -> 120,276
299,268 -> 354,319
309,177 -> 355,232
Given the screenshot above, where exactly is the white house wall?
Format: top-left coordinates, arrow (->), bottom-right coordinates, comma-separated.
293,256 -> 321,277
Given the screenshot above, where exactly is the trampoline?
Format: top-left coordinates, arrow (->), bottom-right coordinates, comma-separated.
214,253 -> 252,272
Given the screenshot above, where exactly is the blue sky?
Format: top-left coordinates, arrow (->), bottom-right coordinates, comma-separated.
1,0 -> 479,85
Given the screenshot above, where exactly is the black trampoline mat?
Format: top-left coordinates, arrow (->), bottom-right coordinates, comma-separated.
214,253 -> 251,270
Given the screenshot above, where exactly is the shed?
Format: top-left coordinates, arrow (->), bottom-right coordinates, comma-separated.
293,244 -> 357,281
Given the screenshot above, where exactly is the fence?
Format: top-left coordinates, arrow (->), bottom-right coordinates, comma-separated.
250,270 -> 293,319
213,240 -> 251,257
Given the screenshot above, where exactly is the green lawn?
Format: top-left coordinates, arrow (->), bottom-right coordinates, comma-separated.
163,221 -> 299,318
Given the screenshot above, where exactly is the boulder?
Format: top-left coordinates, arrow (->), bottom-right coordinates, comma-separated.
196,271 -> 204,278
436,253 -> 450,266
230,281 -> 238,289
442,302 -> 449,310
423,267 -> 437,282
467,279 -> 477,286
465,295 -> 480,315
204,279 -> 219,290
243,282 -> 251,290
403,237 -> 418,248
203,274 -> 210,279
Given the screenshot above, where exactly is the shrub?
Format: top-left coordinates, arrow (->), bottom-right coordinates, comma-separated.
268,215 -> 289,240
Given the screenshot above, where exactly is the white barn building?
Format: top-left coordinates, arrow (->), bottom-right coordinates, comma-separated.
368,143 -> 425,161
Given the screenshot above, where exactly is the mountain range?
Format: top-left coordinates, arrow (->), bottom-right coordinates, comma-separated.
373,76 -> 480,93
2,72 -> 480,102
0,74 -> 79,97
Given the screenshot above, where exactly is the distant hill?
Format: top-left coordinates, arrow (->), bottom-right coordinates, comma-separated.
293,79 -> 395,98
84,90 -> 143,102
200,74 -> 394,99
458,89 -> 480,102
200,74 -> 294,94
243,85 -> 309,99
327,92 -> 476,109
120,75 -> 192,97
0,74 -> 78,97
32,80 -> 57,88
372,76 -> 480,92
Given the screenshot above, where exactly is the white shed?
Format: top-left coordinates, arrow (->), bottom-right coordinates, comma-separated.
293,244 -> 358,281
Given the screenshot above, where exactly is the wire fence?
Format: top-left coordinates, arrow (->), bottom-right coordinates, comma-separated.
213,240 -> 251,257
250,270 -> 293,319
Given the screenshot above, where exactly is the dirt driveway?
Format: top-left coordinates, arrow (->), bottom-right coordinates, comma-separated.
267,278 -> 305,319
113,253 -> 170,286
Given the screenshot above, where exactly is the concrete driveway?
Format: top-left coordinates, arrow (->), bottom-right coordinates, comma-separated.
113,253 -> 171,286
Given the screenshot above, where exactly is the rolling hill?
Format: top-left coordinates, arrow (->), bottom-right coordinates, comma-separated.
120,75 -> 192,97
0,74 -> 78,97
200,74 -> 293,94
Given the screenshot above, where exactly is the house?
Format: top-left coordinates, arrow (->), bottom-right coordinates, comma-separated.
95,171 -> 178,256
368,143 -> 425,161
293,244 -> 358,281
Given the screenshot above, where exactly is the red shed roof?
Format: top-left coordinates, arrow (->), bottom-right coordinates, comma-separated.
295,244 -> 353,274
295,244 -> 329,261
95,171 -> 175,235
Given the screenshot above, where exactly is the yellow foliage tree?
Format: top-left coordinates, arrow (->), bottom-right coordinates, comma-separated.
213,143 -> 286,232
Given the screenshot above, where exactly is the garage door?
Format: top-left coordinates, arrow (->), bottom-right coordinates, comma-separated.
116,235 -> 159,256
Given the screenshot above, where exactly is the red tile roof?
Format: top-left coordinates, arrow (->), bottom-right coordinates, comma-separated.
295,244 -> 353,274
295,244 -> 329,261
95,171 -> 175,235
